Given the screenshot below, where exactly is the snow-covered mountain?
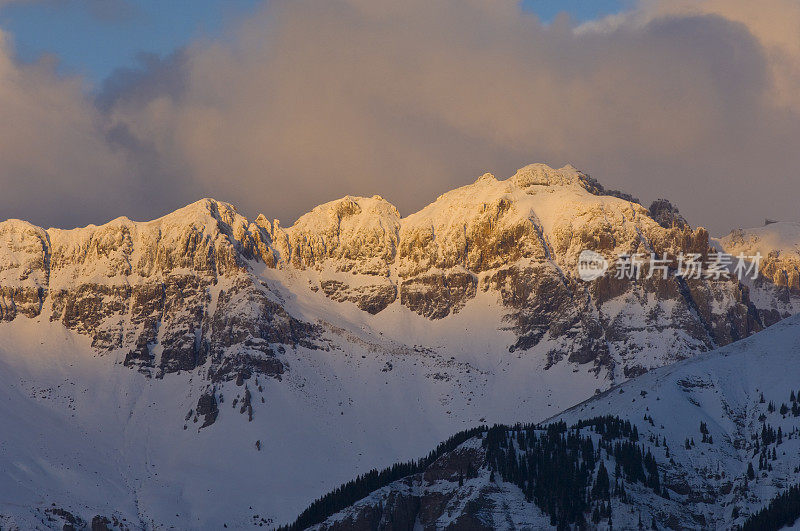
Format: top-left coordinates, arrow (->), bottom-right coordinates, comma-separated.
298,314 -> 800,530
0,163 -> 798,527
718,221 -> 800,298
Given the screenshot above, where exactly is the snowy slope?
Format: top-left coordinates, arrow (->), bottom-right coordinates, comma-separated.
554,313 -> 800,527
0,304 -> 605,528
304,314 -> 800,530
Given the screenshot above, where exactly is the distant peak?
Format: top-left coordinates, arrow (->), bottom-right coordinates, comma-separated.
509,163 -> 584,188
177,198 -> 238,216
288,194 -> 401,233
474,172 -> 497,184
157,198 -> 242,226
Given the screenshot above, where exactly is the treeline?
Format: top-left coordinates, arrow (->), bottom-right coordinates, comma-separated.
484,416 -> 662,529
739,483 -> 800,531
277,425 -> 486,530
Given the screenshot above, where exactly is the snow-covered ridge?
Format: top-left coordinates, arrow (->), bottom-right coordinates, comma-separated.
718,221 -> 800,292
0,163 -> 696,284
718,221 -> 800,260
0,163 -> 660,276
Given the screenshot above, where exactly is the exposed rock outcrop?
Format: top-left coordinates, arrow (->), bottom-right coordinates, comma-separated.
0,199 -> 320,383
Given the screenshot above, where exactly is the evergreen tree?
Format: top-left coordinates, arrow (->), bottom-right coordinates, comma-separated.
593,461 -> 610,499
592,506 -> 601,524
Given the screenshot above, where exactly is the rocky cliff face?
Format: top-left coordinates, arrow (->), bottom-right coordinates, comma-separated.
0,200 -> 317,384
0,164 -> 796,385
270,163 -> 791,377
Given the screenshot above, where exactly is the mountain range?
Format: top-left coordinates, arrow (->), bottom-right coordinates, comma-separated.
1,163 -> 799,528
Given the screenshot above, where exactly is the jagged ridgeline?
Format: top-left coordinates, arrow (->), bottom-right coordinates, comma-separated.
1,163 -> 797,388
284,416 -> 666,530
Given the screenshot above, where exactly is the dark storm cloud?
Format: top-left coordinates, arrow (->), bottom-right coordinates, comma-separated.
96,50 -> 189,112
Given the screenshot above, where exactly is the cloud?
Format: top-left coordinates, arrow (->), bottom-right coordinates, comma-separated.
646,0 -> 800,111
3,0 -> 800,234
0,31 -> 144,227
583,0 -> 800,112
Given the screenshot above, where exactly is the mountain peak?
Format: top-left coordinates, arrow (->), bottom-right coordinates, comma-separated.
509,162 -> 585,188
473,172 -> 498,184
156,197 -> 243,227
287,195 -> 401,239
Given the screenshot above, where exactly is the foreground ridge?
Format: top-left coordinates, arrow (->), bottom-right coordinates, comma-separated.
292,315 -> 800,530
